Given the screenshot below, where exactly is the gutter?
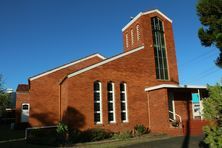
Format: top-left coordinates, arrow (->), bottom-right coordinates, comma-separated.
58,76 -> 67,121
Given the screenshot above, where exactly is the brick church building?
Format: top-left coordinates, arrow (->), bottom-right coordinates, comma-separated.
16,9 -> 208,136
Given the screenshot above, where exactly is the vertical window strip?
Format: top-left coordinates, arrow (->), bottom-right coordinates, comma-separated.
107,82 -> 116,123
131,29 -> 134,46
126,34 -> 129,48
120,83 -> 128,122
151,17 -> 168,80
136,25 -> 140,41
94,81 -> 102,124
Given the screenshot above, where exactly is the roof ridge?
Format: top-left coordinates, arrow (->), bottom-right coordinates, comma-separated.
29,53 -> 106,81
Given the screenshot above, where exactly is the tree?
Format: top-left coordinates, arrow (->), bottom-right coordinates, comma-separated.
196,0 -> 222,67
0,74 -> 10,117
202,83 -> 222,147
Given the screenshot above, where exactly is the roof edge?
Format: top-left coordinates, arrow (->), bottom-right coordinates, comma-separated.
67,45 -> 145,78
122,9 -> 172,32
144,84 -> 207,92
29,53 -> 106,81
16,84 -> 29,92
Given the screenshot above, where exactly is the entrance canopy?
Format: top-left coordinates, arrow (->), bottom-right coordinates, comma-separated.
144,84 -> 207,92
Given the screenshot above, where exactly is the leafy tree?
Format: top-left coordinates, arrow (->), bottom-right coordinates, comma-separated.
0,74 -> 10,116
196,0 -> 222,67
202,83 -> 222,147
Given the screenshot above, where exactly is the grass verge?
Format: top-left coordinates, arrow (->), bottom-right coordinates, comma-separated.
73,133 -> 170,148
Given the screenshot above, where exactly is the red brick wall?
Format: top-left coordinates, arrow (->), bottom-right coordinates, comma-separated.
28,56 -> 104,126
148,88 -> 170,133
16,92 -> 29,124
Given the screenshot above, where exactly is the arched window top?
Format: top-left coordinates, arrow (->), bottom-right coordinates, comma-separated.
120,82 -> 126,92
94,81 -> 101,91
136,24 -> 139,29
151,17 -> 164,32
107,81 -> 114,92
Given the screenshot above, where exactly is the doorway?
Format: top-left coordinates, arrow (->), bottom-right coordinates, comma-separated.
21,103 -> 30,122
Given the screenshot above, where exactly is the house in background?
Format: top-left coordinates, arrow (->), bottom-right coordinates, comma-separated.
6,88 -> 16,109
0,89 -> 16,121
16,9 -> 208,136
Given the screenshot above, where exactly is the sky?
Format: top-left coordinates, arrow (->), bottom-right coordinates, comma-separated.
0,0 -> 221,90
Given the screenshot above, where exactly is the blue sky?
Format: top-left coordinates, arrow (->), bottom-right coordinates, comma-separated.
0,0 -> 221,90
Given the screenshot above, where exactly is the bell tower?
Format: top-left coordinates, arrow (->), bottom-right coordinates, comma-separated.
122,9 -> 179,83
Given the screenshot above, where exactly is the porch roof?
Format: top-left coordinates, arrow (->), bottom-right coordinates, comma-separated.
144,84 -> 207,92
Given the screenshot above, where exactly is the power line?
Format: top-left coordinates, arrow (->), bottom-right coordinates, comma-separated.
179,49 -> 217,68
190,68 -> 221,83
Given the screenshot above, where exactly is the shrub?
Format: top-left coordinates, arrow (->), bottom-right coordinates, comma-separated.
69,128 -> 113,143
134,124 -> 148,136
202,83 -> 222,147
69,129 -> 82,143
56,122 -> 69,144
112,131 -> 132,140
56,122 -> 68,135
81,128 -> 113,142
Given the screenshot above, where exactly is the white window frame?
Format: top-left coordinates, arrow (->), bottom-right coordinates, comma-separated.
152,17 -> 169,80
107,82 -> 116,123
136,24 -> 140,41
120,83 -> 128,123
94,81 -> 103,124
131,29 -> 134,46
168,92 -> 176,120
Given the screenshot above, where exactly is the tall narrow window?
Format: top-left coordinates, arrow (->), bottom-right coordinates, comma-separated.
151,17 -> 169,80
94,81 -> 102,124
107,82 -> 116,123
136,25 -> 140,41
125,33 -> 129,48
131,29 -> 134,46
120,82 -> 128,122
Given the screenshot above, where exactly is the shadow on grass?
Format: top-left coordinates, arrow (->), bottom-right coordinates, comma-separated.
0,140 -> 51,148
0,124 -> 50,148
0,124 -> 24,141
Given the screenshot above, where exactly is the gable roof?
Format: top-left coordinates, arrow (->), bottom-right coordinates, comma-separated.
144,84 -> 207,92
29,54 -> 106,81
16,84 -> 29,92
122,9 -> 172,32
67,46 -> 144,78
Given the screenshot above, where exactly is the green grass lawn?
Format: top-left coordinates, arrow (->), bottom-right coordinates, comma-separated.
72,134 -> 170,148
